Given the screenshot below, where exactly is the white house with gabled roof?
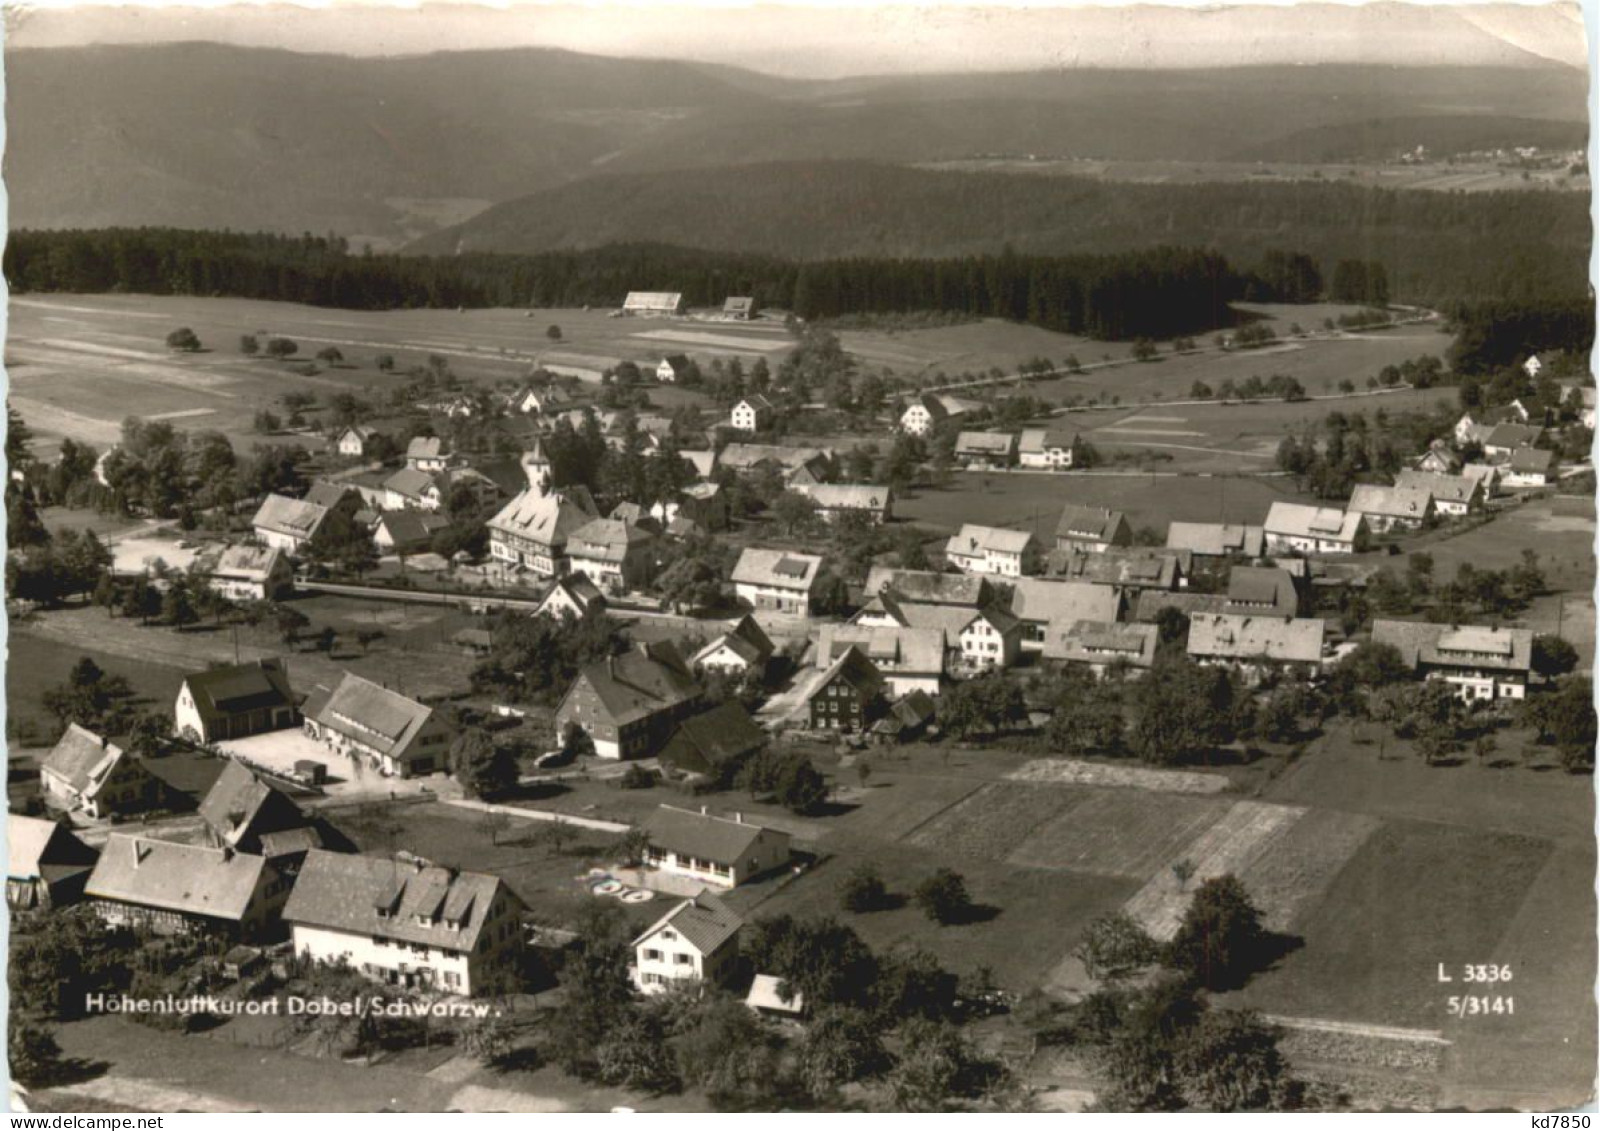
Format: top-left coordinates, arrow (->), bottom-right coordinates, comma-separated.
632,893 -> 743,994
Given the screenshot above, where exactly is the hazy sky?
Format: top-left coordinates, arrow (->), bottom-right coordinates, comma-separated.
4,2 -> 1587,76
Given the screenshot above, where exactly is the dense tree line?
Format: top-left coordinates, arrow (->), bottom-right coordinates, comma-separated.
1444,297 -> 1596,375
9,229 -> 1233,341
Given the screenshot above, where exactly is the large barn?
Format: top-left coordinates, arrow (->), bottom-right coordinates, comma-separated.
622,292 -> 686,316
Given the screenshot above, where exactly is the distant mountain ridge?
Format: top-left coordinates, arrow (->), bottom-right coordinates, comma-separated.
4,42 -> 1586,248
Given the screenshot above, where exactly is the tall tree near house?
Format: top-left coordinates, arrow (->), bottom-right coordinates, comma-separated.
449,727 -> 519,799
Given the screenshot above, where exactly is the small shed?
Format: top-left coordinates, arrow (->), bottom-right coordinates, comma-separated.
745,973 -> 805,1019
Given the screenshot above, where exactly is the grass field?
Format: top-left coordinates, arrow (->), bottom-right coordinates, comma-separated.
1006,789 -> 1232,879
6,630 -> 189,745
903,781 -> 1084,859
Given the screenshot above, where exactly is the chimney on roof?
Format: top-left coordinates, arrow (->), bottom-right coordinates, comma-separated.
222,846 -> 234,862
131,839 -> 150,867
735,812 -> 744,824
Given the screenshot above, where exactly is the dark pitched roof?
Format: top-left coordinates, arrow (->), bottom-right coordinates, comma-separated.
640,806 -> 779,867
863,567 -> 989,607
1371,619 -> 1533,673
198,760 -> 306,848
87,835 -> 271,922
283,850 -> 515,951
658,703 -> 769,775
1055,505 -> 1129,544
633,892 -> 743,954
304,481 -> 358,510
7,816 -> 97,881
308,673 -> 435,760
183,660 -> 295,723
808,645 -> 885,703
569,643 -> 701,728
252,493 -> 327,539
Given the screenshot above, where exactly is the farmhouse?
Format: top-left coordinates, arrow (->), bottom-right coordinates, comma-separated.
1414,442 -> 1463,475
174,659 -> 298,744
954,430 -> 1018,470
1394,470 -> 1484,517
1454,413 -> 1493,448
732,548 -> 825,615
565,517 -> 656,595
201,543 -> 294,602
535,573 -> 607,621
1504,446 -> 1557,487
1018,428 -> 1082,470
1008,578 -> 1123,650
487,483 -> 601,576
373,510 -> 452,555
1347,483 -> 1435,532
334,425 -> 375,457
198,760 -> 310,855
1166,522 -> 1265,561
1372,620 -> 1534,701
382,467 -> 439,511
1044,546 -> 1182,594
632,894 -> 743,995
1043,620 -> 1159,676
723,296 -> 759,320
622,292 -> 687,316
302,673 -> 451,779
730,394 -> 776,433
899,393 -> 977,437
1263,502 -> 1368,555
7,815 -> 98,912
1482,423 -> 1544,461
284,850 -> 524,996
86,835 -> 290,941
652,482 -> 730,532
1054,505 -> 1133,553
718,443 -> 835,483
1462,462 -> 1505,498
641,806 -> 791,890
405,436 -> 450,473
512,385 -> 568,415
657,703 -> 769,780
806,646 -> 887,732
1225,565 -> 1305,617
792,483 -> 893,524
555,642 -> 704,760
943,524 -> 1040,578
815,624 -> 945,697
1186,613 -> 1326,680
252,493 -> 338,553
692,614 -> 775,677
1135,589 -> 1228,623
863,567 -> 991,608
41,725 -> 158,819
656,354 -> 693,383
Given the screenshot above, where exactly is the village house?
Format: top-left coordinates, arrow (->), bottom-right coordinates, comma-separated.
1371,620 -> 1535,701
871,690 -> 938,746
555,642 -> 704,760
640,805 -> 791,890
730,395 -> 776,433
1347,482 -> 1436,533
1166,522 -> 1266,562
1483,423 -> 1545,462
692,614 -> 775,677
954,430 -> 1018,470
1263,502 -> 1369,555
678,448 -> 719,481
1560,382 -> 1597,430
251,491 -> 350,553
1462,462 -> 1505,498
174,659 -> 298,744
657,703 -> 769,781
201,543 -> 294,602
1044,546 -> 1183,595
1414,441 -> 1463,475
1018,428 -> 1082,470
1135,589 -> 1228,623
1186,612 -> 1327,681
487,482 -> 601,577
382,467 -> 439,511
1055,505 -> 1134,554
656,354 -> 693,383
718,442 -> 835,484
373,511 -> 452,556
652,482 -> 730,533
534,572 -> 607,621
1394,470 -> 1485,517
1504,446 -> 1557,488
898,393 -> 977,437
632,892 -> 744,995
1042,620 -> 1160,677
7,815 -> 99,912
334,425 -> 376,458
1225,565 -> 1306,618
943,524 -> 1040,578
806,646 -> 887,732
512,385 -> 568,416
405,436 -> 451,473
722,296 -> 758,320
284,850 -> 525,996
815,624 -> 946,697
86,835 -> 290,941
732,547 -> 826,615
40,725 -> 159,819
198,760 -> 311,855
1007,578 -> 1124,651
1523,354 -> 1546,379
792,483 -> 893,525
920,604 -> 1024,672
302,672 -> 451,779
565,517 -> 657,595
1453,413 -> 1494,448
863,566 -> 992,608
622,291 -> 687,316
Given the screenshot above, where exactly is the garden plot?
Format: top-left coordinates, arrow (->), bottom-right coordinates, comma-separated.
904,782 -> 1084,858
1007,758 -> 1229,794
1232,807 -> 1382,934
1122,799 -> 1307,939
1007,789 -> 1233,878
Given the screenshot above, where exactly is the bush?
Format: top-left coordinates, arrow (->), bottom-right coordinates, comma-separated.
165,326 -> 201,352
8,1017 -> 64,1087
914,869 -> 972,925
839,863 -> 889,913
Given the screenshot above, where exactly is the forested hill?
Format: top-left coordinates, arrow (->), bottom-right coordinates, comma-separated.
407,161 -> 1590,306
4,230 -> 1236,340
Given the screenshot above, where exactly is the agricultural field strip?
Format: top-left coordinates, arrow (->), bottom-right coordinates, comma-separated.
1123,799 -> 1308,940
1268,1015 -> 1450,1045
630,329 -> 792,352
1231,807 -> 1383,934
904,781 -> 1089,858
1006,758 -> 1229,794
1007,789 -> 1234,878
8,344 -> 243,394
11,297 -> 169,318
